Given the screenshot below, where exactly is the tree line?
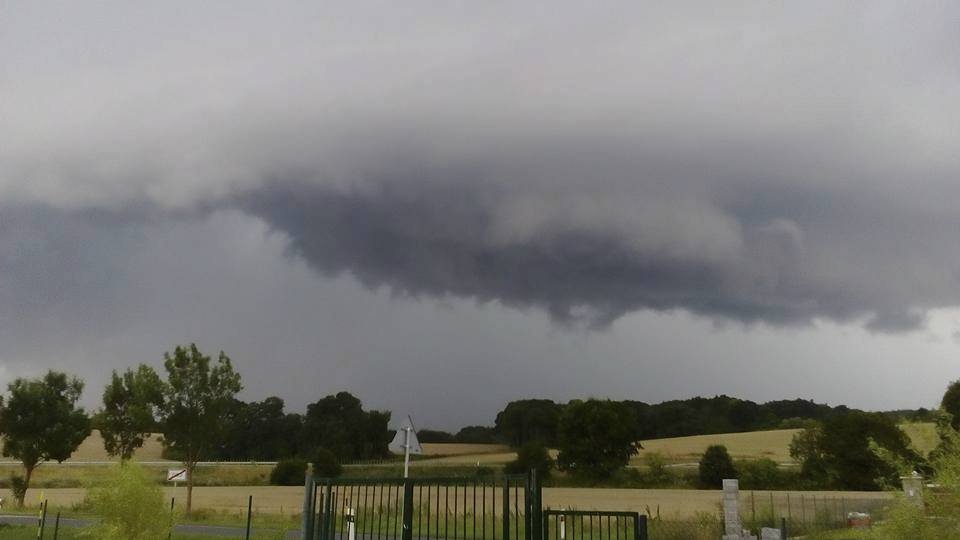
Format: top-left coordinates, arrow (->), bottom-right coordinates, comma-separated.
0,341 -> 946,512
0,344 -> 390,511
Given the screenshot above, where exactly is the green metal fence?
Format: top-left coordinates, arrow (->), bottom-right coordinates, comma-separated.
302,473 -> 542,540
541,510 -> 647,540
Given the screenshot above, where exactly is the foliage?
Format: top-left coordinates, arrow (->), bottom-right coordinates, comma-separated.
698,444 -> 737,488
80,463 -> 174,540
642,452 -> 673,486
159,343 -> 243,512
96,365 -> 165,460
300,392 -> 390,461
312,447 -> 343,478
0,370 -> 91,505
942,380 -> 960,430
557,399 -> 639,479
454,425 -> 499,444
417,429 -> 455,443
217,397 -> 302,460
624,396 -> 836,440
504,442 -> 553,479
735,458 -> 789,489
495,399 -> 562,447
269,458 -> 308,486
9,475 -> 26,504
790,411 -> 922,490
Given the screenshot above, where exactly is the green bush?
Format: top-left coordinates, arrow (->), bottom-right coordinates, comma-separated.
269,459 -> 308,486
736,458 -> 784,489
80,463 -> 174,540
643,452 -> 675,486
504,442 -> 553,480
312,447 -> 343,478
9,475 -> 27,507
698,445 -> 737,488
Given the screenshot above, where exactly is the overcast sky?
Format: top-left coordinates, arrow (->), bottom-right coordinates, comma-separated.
3,2 -> 960,430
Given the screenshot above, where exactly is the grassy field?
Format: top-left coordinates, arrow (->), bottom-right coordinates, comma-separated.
420,443 -> 510,456
0,485 -> 893,520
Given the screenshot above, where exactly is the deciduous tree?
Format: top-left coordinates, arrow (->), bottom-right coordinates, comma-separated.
96,365 -> 165,461
159,344 -> 242,513
0,371 -> 91,505
556,399 -> 639,479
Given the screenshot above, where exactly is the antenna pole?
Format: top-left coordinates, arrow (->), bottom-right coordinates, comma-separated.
403,427 -> 411,478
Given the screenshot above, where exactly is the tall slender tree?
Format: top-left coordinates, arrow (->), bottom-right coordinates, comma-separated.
158,344 -> 242,512
96,364 -> 165,461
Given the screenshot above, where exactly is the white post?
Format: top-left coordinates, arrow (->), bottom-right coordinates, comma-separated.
559,513 -> 566,540
347,506 -> 356,540
403,427 -> 411,478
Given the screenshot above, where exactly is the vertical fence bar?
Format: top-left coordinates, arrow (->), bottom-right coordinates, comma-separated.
503,480 -> 510,540
168,497 -> 176,540
37,499 -> 48,540
635,513 -> 647,540
302,474 -> 314,539
402,479 -> 414,540
52,511 -> 60,540
244,495 -> 253,540
323,481 -> 334,540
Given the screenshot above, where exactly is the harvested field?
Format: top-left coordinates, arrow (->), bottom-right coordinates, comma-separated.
634,429 -> 801,464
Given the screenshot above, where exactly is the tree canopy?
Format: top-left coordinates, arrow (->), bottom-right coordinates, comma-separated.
300,391 -> 391,461
0,371 -> 91,505
790,411 -> 922,490
159,344 -> 242,512
494,399 -> 562,447
556,399 -> 639,479
96,365 -> 165,461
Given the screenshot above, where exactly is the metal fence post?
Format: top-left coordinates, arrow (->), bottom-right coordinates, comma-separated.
301,474 -> 314,539
168,497 -> 175,540
52,511 -> 60,540
635,513 -> 647,540
503,480 -> 510,540
529,469 -> 541,540
245,494 -> 253,540
402,479 -> 414,540
38,499 -> 48,539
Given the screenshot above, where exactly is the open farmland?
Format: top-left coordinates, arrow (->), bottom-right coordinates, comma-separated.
413,423 -> 939,467
634,429 -> 802,464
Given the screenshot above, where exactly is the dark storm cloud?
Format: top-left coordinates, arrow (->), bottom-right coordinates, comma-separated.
4,0 -> 960,336
239,161 -> 957,332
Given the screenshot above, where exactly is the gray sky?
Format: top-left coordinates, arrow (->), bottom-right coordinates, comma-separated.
3,2 -> 960,429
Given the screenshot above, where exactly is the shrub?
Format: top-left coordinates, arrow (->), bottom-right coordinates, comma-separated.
270,459 -> 308,486
80,463 -> 173,540
643,452 -> 674,486
312,447 -> 343,478
9,475 -> 27,507
504,443 -> 553,480
474,466 -> 495,478
698,445 -> 737,488
736,458 -> 784,489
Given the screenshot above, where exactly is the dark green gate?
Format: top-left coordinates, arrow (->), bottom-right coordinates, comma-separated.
301,471 -> 647,540
302,473 -> 542,540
